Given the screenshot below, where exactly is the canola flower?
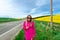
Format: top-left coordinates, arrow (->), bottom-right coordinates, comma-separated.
35,14 -> 60,23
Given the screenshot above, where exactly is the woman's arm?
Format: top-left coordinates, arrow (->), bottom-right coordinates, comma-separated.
32,21 -> 36,35
23,21 -> 29,30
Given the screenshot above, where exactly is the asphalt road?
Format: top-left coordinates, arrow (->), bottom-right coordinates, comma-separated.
0,20 -> 23,35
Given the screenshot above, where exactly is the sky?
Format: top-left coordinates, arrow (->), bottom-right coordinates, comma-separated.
0,0 -> 60,18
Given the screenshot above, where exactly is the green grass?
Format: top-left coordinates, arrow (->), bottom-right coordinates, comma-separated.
0,18 -> 22,23
14,20 -> 60,40
14,29 -> 24,40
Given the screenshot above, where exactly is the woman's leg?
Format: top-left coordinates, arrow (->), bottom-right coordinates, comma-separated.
31,38 -> 33,40
31,37 -> 34,40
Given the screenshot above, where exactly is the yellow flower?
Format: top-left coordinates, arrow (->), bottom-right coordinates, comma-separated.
35,14 -> 60,23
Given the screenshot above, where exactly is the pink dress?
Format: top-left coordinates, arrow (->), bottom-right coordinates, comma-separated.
23,21 -> 36,40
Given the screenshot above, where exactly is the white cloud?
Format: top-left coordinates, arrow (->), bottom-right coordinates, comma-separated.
35,0 -> 48,7
29,0 -> 59,17
32,11 -> 50,18
0,0 -> 26,18
0,0 -> 13,10
29,8 -> 37,13
0,0 -> 59,18
29,0 -> 48,14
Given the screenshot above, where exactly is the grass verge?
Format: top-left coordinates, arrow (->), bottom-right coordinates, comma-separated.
14,20 -> 60,40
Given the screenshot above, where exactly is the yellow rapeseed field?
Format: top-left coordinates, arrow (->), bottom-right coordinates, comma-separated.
35,14 -> 60,23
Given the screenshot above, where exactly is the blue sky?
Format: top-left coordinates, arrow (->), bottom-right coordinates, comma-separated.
0,0 -> 60,18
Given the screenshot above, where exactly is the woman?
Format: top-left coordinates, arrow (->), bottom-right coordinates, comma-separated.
23,15 -> 36,40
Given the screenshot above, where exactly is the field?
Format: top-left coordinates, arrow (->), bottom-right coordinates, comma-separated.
0,17 -> 21,23
14,20 -> 60,40
14,14 -> 60,40
35,14 -> 60,23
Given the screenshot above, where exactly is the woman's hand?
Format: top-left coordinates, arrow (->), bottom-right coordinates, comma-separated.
26,26 -> 29,29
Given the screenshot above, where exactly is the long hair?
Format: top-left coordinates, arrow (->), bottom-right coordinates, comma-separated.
26,15 -> 32,22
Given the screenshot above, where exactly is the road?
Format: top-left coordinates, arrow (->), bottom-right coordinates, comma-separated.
0,20 -> 23,35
